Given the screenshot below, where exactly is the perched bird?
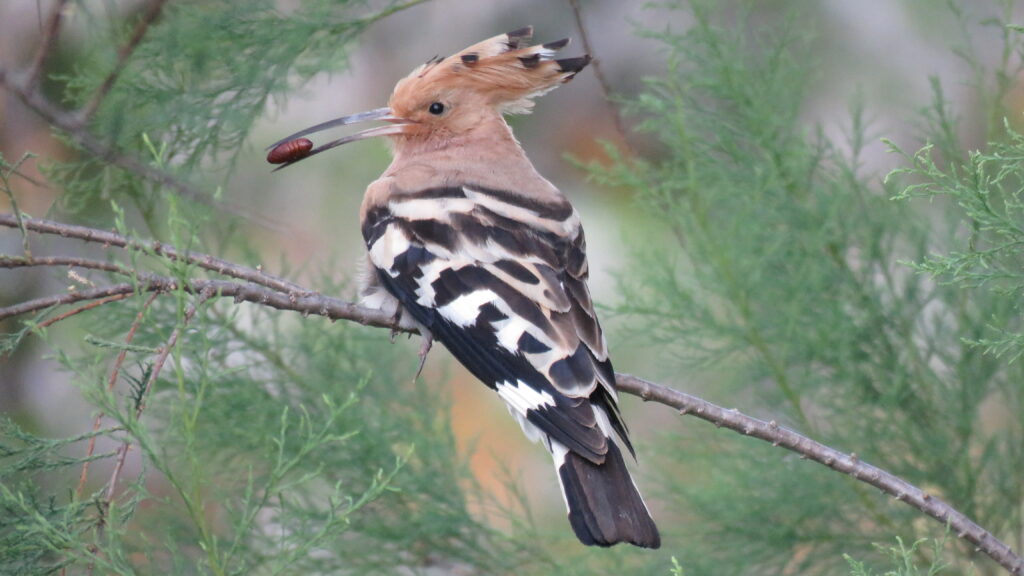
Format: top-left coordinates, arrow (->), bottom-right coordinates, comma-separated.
270,26 -> 660,549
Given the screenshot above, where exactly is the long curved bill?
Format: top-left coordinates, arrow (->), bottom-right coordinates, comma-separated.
268,107 -> 408,171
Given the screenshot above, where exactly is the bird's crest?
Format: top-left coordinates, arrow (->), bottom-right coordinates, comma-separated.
391,26 -> 591,115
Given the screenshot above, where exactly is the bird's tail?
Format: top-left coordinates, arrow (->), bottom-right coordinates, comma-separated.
553,441 -> 661,549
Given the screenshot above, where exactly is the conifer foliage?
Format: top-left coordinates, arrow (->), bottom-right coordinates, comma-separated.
1,1 -> 1023,575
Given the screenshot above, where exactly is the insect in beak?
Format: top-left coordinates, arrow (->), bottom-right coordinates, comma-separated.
267,107 -> 409,169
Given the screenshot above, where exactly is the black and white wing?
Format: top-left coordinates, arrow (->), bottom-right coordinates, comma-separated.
362,183 -> 659,549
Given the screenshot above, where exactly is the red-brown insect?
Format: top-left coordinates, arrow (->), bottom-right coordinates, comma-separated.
267,138 -> 313,164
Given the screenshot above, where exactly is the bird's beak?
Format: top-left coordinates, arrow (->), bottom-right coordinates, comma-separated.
267,107 -> 409,170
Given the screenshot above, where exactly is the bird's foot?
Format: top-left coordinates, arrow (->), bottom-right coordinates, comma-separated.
389,307 -> 403,343
413,333 -> 433,382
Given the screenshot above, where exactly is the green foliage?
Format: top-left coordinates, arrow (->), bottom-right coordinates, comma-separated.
889,122 -> 1024,361
2,276 -> 534,574
588,0 -> 1024,574
844,535 -> 957,576
4,0 -> 1024,574
50,0 -> 423,226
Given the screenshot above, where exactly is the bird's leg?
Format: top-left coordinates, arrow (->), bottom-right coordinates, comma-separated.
413,331 -> 433,382
389,307 -> 402,343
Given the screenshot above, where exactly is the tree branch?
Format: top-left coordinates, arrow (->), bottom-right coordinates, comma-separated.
0,214 -> 304,294
0,65 -> 285,231
76,292 -> 159,500
25,0 -> 71,90
1,254 -> 132,277
615,373 -> 1023,575
567,0 -> 635,156
2,213 -> 1022,575
0,273 -> 396,330
0,282 -> 139,321
35,294 -> 132,329
106,288 -> 209,503
78,0 -> 169,123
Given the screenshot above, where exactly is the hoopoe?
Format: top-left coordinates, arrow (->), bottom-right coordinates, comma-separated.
270,26 -> 660,549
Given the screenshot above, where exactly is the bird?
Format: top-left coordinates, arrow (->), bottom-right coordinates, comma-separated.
269,26 -> 660,549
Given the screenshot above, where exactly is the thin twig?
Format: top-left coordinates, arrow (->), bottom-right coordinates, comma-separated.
0,270 -> 397,330
105,289 -> 210,503
78,0 -> 168,124
614,373 -> 1024,576
0,214 -> 304,294
76,292 -> 160,499
26,0 -> 71,89
1,153 -> 38,257
0,283 -> 140,321
0,254 -> 131,276
6,167 -> 49,189
567,0 -> 634,155
35,294 -> 132,330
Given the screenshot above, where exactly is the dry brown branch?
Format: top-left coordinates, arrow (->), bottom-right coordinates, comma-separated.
105,289 -> 210,503
567,0 -> 634,155
78,0 -> 169,123
0,282 -> 140,321
0,214 -> 304,293
616,373 -> 1023,575
35,294 -> 132,330
1,254 -> 131,276
0,254 -> 394,331
76,292 -> 160,499
26,0 -> 71,90
2,212 -> 1022,574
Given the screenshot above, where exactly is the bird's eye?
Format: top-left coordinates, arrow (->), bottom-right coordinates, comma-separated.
428,102 -> 445,115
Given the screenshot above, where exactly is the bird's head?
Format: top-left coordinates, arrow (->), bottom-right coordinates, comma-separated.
269,26 -> 590,168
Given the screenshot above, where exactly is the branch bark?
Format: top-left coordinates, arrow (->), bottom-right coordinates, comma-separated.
0,215 -> 304,293
616,373 -> 1023,574
78,0 -> 169,123
25,0 -> 71,90
567,0 -> 635,156
1,213 -> 1021,575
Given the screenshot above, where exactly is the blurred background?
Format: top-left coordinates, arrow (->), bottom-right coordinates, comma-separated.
2,1 -> 1022,574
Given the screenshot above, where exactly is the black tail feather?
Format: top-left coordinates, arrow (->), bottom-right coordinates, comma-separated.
557,442 -> 660,549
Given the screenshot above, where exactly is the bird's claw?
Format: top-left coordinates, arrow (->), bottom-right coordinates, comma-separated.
413,333 -> 433,382
389,307 -> 403,343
